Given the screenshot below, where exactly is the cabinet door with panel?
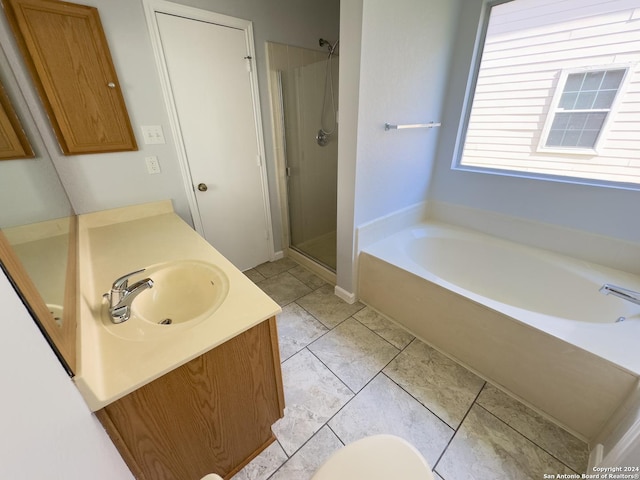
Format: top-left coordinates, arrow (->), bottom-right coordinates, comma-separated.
96,317 -> 285,480
3,0 -> 137,154
0,80 -> 33,159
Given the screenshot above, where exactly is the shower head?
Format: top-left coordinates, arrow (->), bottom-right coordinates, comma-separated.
319,38 -> 339,55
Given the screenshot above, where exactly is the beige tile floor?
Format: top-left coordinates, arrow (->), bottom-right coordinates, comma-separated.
234,258 -> 590,480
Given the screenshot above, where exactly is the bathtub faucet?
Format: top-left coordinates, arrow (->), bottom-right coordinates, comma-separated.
599,284 -> 640,306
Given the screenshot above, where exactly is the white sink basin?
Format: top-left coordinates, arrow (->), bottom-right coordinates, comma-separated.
102,260 -> 229,341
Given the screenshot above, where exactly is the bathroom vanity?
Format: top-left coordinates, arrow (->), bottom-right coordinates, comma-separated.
96,317 -> 283,479
74,201 -> 284,480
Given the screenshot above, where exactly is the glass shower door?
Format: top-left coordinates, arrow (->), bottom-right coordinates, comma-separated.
280,56 -> 339,271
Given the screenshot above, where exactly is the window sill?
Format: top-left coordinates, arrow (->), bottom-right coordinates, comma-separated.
453,163 -> 640,192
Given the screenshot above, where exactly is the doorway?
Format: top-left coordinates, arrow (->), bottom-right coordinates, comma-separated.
144,2 -> 273,272
267,41 -> 339,273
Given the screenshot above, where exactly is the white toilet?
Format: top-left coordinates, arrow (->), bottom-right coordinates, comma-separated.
201,434 -> 434,480
311,434 -> 434,480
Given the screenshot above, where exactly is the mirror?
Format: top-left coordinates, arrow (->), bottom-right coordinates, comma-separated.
0,30 -> 77,374
0,77 -> 33,159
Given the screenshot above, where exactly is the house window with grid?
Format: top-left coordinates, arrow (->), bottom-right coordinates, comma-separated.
455,0 -> 640,188
542,69 -> 626,151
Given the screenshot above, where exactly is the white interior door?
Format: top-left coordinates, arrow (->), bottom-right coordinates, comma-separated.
156,12 -> 270,271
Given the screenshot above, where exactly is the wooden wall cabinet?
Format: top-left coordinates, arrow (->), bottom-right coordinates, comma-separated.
0,80 -> 34,159
96,317 -> 285,480
3,0 -> 137,154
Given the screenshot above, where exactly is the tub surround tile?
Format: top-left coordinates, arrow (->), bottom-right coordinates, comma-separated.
244,268 -> 266,283
437,405 -> 576,480
384,339 -> 485,428
288,264 -> 327,290
231,440 -> 288,480
270,427 -> 344,480
257,272 -> 312,306
254,258 -> 298,278
308,318 -> 400,392
296,284 -> 365,329
476,383 -> 589,473
329,374 -> 453,466
272,349 -> 353,455
353,307 -> 415,349
276,303 -> 328,362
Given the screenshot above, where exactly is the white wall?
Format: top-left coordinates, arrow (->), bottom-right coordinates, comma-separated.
0,0 -> 339,252
336,0 -> 460,293
430,0 -> 640,244
336,0 -> 363,293
0,270 -> 133,480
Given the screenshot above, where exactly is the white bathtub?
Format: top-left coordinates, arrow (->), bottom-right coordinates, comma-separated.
358,222 -> 640,441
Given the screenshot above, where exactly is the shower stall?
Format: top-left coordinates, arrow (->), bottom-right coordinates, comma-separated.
268,40 -> 339,272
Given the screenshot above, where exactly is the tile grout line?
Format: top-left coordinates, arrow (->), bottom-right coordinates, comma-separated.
299,337 -> 417,451
304,345 -> 357,396
264,418 -> 345,480
304,318 -> 407,397
432,380 -> 487,473
474,402 -> 583,475
351,314 -> 415,351
379,370 -> 457,434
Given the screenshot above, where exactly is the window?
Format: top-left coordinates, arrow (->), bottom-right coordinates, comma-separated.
456,0 -> 640,187
541,68 -> 627,152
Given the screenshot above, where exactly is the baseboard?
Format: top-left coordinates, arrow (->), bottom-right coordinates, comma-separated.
334,285 -> 357,304
587,444 -> 603,472
272,250 -> 284,261
598,411 -> 640,468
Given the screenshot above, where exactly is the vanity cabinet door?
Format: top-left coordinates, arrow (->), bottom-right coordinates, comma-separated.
3,0 -> 137,154
96,317 -> 285,480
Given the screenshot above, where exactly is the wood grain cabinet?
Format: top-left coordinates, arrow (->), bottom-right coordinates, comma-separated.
3,0 -> 137,154
0,80 -> 34,159
96,317 -> 285,480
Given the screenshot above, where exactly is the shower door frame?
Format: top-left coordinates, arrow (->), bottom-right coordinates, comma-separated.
267,47 -> 337,284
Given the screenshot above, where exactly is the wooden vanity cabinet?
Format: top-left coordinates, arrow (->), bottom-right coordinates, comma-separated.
3,0 -> 137,154
96,317 -> 285,480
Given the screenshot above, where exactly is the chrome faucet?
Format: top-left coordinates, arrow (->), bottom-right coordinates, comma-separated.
104,268 -> 154,323
599,284 -> 640,306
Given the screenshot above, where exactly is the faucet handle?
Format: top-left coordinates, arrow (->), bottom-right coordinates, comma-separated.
112,268 -> 146,291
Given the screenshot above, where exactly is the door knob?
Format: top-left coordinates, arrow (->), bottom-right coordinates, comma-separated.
197,183 -> 208,192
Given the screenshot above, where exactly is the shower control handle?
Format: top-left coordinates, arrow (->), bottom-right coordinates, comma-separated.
197,183 -> 208,192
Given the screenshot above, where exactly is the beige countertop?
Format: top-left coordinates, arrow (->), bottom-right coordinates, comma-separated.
73,200 -> 281,411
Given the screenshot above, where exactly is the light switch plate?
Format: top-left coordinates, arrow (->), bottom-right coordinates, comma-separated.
141,125 -> 165,144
